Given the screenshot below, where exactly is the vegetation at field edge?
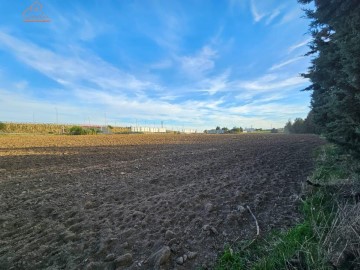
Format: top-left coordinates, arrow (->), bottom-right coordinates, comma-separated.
215,144 -> 360,270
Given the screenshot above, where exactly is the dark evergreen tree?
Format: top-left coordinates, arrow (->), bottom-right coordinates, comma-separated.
303,110 -> 318,134
284,120 -> 293,134
299,0 -> 360,154
292,118 -> 305,134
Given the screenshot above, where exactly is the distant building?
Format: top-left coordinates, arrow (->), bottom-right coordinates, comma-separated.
131,126 -> 166,133
100,126 -> 112,134
182,129 -> 197,134
243,128 -> 255,133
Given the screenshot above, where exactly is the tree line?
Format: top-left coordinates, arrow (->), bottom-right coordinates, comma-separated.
284,111 -> 317,134
287,0 -> 360,155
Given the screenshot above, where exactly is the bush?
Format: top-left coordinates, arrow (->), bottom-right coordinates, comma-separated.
0,122 -> 5,131
88,128 -> 99,135
69,126 -> 87,135
231,127 -> 243,133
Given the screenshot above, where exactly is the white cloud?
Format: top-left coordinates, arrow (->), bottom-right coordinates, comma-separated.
265,9 -> 281,25
0,89 -> 85,124
269,56 -> 304,71
277,8 -> 302,26
251,93 -> 287,104
198,71 -> 229,95
78,19 -> 97,41
288,39 -> 311,53
249,0 -> 282,25
150,59 -> 173,70
228,102 -> 308,118
179,46 -> 217,77
0,32 -> 157,94
235,74 -> 307,91
140,7 -> 185,54
250,0 -> 265,22
14,80 -> 29,90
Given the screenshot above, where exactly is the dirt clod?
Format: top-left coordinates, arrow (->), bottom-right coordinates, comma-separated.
176,256 -> 184,265
165,230 -> 176,240
104,254 -> 116,262
187,251 -> 197,260
114,253 -> 133,267
146,245 -> 171,269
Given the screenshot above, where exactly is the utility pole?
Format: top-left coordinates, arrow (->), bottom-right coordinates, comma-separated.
55,107 -> 58,124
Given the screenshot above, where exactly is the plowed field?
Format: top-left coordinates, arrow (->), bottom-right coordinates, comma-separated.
0,134 -> 324,269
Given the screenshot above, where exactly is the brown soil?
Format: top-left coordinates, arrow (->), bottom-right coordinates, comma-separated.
0,134 -> 324,269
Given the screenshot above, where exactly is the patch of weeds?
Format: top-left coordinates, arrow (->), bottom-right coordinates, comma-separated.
312,145 -> 349,184
215,191 -> 334,270
215,144 -> 359,270
312,144 -> 360,184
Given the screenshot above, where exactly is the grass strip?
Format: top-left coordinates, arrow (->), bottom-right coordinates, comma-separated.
215,144 -> 359,270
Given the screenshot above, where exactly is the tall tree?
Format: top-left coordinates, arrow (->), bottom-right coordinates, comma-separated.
299,0 -> 360,154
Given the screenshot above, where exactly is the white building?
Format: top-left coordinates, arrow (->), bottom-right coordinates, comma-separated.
182,129 -> 197,134
131,126 -> 166,133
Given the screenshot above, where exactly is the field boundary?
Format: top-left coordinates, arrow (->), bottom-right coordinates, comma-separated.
214,144 -> 360,270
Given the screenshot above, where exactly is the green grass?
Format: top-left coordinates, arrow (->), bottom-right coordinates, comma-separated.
215,144 -> 359,270
311,145 -> 352,184
215,192 -> 334,270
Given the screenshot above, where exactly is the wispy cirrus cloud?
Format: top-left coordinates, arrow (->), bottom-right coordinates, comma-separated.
250,0 -> 265,22
288,39 -> 311,53
277,8 -> 302,26
228,102 -> 308,116
197,71 -> 230,95
178,46 -> 217,78
234,73 -> 306,91
249,0 -> 282,25
265,9 -> 281,25
269,56 -> 304,71
150,59 -> 173,70
0,31 -> 157,94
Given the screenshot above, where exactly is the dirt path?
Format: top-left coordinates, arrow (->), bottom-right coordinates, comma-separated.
0,134 -> 324,269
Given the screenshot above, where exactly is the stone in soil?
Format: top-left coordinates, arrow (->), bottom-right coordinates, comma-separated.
145,245 -> 171,269
114,253 -> 133,267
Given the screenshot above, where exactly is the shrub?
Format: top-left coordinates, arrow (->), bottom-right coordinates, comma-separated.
88,128 -> 99,135
231,127 -> 243,133
69,126 -> 87,135
0,122 -> 5,131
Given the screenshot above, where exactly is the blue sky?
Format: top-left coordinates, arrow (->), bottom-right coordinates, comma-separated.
0,0 -> 312,130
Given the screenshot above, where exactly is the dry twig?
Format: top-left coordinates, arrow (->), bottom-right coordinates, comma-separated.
247,205 -> 260,236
